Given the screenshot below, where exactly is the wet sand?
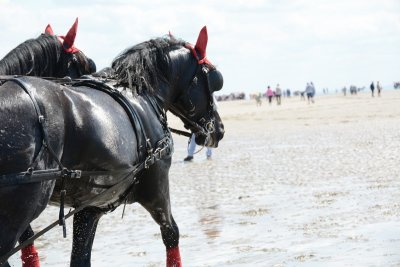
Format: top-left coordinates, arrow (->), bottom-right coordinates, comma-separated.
8,91 -> 400,266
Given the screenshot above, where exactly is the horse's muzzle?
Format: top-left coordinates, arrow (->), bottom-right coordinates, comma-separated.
195,122 -> 224,148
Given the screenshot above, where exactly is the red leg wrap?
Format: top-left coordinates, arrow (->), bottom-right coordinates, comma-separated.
21,244 -> 40,267
166,246 -> 182,267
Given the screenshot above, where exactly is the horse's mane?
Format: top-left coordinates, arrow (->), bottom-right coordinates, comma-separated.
0,34 -> 89,76
111,37 -> 187,94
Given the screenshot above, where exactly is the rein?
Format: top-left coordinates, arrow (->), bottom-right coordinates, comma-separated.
169,128 -> 192,137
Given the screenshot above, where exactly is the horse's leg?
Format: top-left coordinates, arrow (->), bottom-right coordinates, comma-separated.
135,166 -> 182,267
18,225 -> 40,267
0,224 -> 39,267
0,185 -> 48,267
70,207 -> 103,267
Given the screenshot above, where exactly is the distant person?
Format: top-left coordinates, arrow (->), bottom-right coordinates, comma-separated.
300,91 -> 305,100
266,86 -> 274,104
183,133 -> 212,161
310,82 -> 316,97
255,93 -> 262,106
305,82 -> 315,104
377,81 -> 382,97
286,89 -> 291,97
370,81 -> 375,97
342,86 -> 347,96
275,84 -> 282,105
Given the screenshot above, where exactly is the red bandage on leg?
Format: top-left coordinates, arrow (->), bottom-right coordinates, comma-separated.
21,244 -> 40,267
166,246 -> 182,267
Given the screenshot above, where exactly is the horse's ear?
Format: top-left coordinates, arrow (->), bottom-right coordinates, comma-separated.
63,18 -> 78,49
45,24 -> 54,35
168,31 -> 175,41
195,26 -> 208,60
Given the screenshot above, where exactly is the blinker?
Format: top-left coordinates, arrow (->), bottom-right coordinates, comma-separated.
207,69 -> 223,92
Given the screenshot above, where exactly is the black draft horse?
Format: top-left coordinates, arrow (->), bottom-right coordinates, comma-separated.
0,18 -> 95,79
0,27 -> 224,267
0,19 -> 95,267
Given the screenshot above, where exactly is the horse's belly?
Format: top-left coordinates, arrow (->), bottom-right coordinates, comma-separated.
49,174 -> 135,209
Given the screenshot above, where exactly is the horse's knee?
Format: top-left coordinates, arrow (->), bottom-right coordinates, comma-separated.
19,225 -> 35,243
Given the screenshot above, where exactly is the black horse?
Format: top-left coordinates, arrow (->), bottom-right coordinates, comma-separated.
0,19 -> 95,267
0,27 -> 224,267
0,18 -> 95,79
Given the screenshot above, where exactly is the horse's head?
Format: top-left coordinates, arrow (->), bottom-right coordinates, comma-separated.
44,18 -> 96,78
168,27 -> 224,147
111,27 -> 224,147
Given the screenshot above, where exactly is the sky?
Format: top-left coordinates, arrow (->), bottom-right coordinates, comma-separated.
0,0 -> 399,94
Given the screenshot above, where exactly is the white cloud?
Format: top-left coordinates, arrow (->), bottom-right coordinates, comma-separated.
1,0 -> 399,93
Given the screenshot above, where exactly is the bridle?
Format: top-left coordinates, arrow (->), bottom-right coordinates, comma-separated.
167,62 -> 217,144
65,52 -> 86,78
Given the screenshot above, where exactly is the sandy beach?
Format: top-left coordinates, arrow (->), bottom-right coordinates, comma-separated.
8,90 -> 400,266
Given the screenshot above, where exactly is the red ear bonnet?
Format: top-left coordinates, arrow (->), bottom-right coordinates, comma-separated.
44,18 -> 80,54
186,26 -> 211,65
45,24 -> 54,35
195,26 -> 208,60
63,18 -> 78,52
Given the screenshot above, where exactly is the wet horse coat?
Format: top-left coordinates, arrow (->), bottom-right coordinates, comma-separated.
0,27 -> 224,267
0,19 -> 95,267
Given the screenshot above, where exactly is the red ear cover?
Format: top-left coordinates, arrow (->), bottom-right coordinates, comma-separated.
45,24 -> 54,35
195,26 -> 208,60
63,18 -> 78,50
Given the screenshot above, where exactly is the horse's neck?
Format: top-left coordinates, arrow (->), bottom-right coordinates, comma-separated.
0,37 -> 59,76
0,56 -> 21,75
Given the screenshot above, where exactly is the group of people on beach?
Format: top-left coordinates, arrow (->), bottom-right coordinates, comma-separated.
264,84 -> 292,105
260,82 -> 315,106
370,81 -> 383,97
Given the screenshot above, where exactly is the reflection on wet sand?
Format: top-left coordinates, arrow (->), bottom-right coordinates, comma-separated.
7,91 -> 400,266
198,206 -> 222,240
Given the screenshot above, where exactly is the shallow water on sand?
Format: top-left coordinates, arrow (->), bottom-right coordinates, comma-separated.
8,93 -> 400,266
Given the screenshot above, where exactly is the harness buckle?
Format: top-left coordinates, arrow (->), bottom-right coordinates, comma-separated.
26,167 -> 34,175
202,66 -> 209,74
70,170 -> 82,179
144,155 -> 154,169
61,168 -> 82,179
38,115 -> 45,124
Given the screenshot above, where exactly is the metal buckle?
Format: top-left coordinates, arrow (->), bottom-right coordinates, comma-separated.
38,115 -> 45,124
61,168 -> 82,179
144,155 -> 154,169
70,170 -> 82,179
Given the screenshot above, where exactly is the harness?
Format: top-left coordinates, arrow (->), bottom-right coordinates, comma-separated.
0,76 -> 173,264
